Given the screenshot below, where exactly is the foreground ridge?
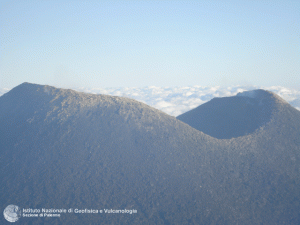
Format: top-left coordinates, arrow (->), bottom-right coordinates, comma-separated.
0,82 -> 300,224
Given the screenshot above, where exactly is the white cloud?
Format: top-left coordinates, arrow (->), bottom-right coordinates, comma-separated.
71,85 -> 300,116
1,85 -> 300,116
0,88 -> 10,96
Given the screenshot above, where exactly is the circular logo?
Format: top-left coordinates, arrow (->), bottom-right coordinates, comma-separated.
3,205 -> 21,222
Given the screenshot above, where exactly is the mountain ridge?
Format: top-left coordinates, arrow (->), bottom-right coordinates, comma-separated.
1,84 -> 300,116
176,89 -> 296,139
1,82 -> 300,224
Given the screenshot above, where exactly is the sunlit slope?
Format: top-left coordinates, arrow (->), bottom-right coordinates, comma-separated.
0,83 -> 300,224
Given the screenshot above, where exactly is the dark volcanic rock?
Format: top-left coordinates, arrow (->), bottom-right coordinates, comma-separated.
1,83 -> 300,225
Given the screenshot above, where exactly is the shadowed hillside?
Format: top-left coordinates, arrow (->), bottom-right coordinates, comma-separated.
1,83 -> 300,224
177,89 -> 281,139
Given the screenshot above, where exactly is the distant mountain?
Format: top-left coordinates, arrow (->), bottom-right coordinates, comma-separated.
1,83 -> 300,224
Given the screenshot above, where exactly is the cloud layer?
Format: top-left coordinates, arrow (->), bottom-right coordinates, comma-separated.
74,85 -> 300,116
1,86 -> 299,116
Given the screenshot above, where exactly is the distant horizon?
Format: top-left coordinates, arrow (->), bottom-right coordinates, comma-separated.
1,81 -> 300,90
1,83 -> 299,116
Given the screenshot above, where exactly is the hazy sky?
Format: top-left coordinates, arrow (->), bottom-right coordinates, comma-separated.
1,0 -> 299,89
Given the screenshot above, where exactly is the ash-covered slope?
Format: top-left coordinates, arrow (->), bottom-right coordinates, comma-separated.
1,83 -> 300,225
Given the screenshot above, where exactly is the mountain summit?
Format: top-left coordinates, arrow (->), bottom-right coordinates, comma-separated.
177,89 -> 290,139
1,83 -> 300,224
